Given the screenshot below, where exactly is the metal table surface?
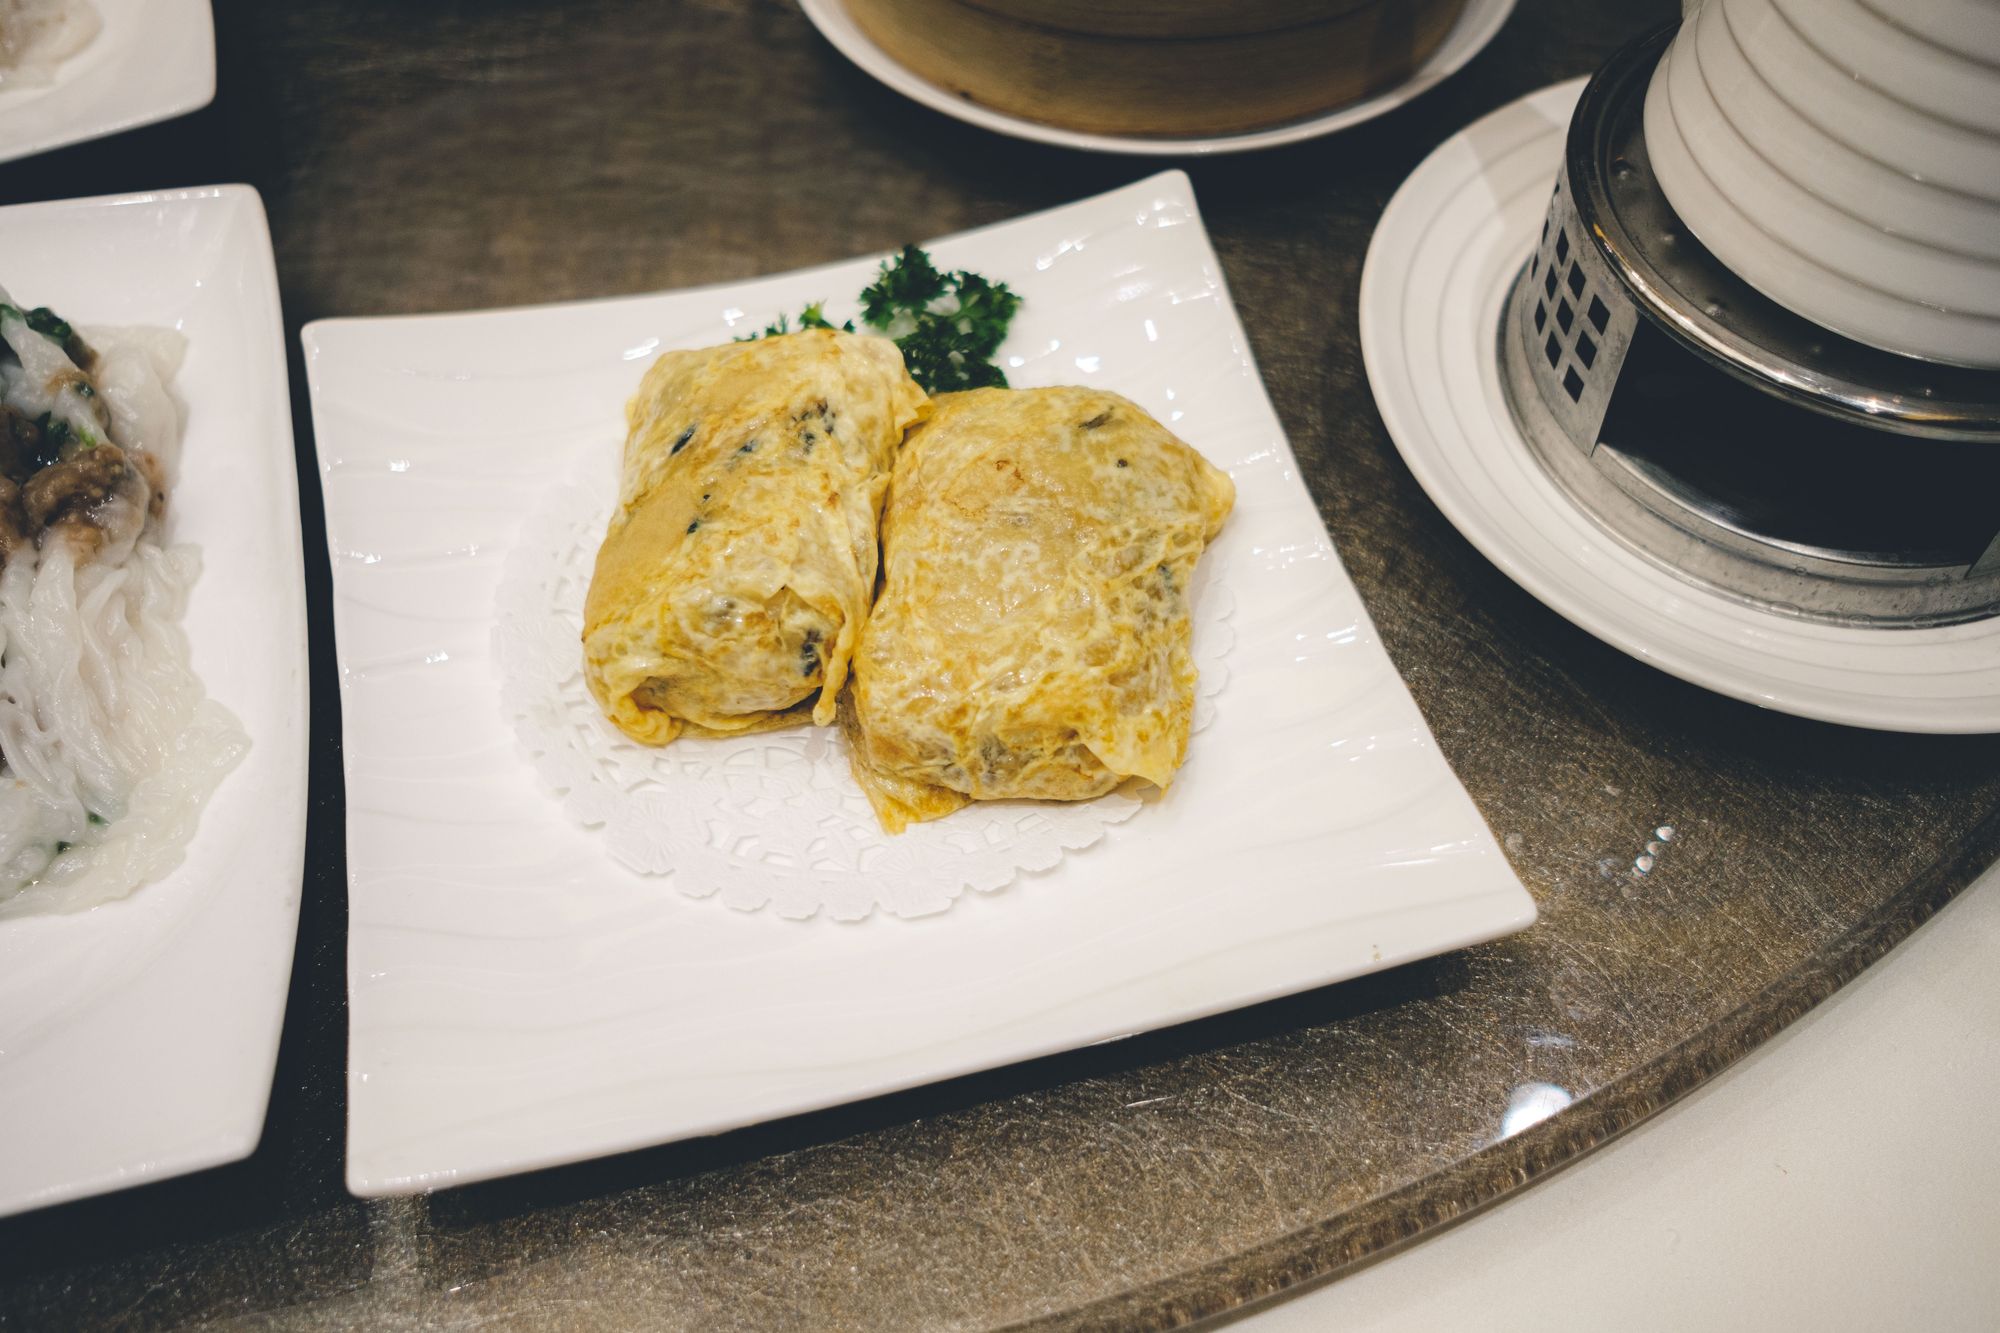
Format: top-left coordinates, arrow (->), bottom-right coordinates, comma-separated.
2,1 -> 1996,1328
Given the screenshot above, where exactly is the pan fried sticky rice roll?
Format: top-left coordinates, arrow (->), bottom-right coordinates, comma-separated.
844,386 -> 1234,832
583,330 -> 928,744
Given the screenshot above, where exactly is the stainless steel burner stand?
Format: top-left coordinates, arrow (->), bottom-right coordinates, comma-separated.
1500,25 -> 2000,628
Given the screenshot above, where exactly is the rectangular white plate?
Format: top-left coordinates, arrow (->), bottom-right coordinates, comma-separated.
306,170 -> 1535,1197
0,186 -> 309,1217
0,0 -> 215,165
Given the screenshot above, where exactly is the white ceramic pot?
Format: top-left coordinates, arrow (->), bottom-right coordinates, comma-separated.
1684,3 -> 2000,261
1773,0 -> 2000,137
1857,0 -> 2000,68
1648,0 -> 2000,366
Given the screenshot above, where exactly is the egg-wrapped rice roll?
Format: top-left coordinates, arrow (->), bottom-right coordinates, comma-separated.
844,386 -> 1235,832
584,330 -> 928,744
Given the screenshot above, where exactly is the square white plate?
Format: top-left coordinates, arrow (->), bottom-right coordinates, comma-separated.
305,170 -> 1535,1197
0,186 -> 309,1217
0,0 -> 216,166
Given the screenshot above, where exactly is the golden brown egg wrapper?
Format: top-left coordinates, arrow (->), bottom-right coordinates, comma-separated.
583,330 -> 929,745
845,386 -> 1234,832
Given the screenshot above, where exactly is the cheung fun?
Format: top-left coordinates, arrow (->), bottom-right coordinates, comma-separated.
0,286 -> 245,918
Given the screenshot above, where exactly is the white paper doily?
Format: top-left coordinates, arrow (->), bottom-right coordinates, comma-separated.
493,437 -> 1235,921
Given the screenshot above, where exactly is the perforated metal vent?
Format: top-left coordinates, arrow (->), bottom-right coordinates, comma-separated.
1513,169 -> 1637,450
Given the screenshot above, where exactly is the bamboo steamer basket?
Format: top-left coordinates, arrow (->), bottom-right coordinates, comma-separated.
847,0 -> 1470,136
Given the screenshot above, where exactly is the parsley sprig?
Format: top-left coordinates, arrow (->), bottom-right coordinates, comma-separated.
739,246 -> 1021,395
745,301 -> 853,339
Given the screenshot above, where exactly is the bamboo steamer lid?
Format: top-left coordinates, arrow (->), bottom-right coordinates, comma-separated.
848,0 -> 1469,137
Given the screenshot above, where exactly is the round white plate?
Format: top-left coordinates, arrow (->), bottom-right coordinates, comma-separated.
1358,78 -> 2000,734
796,0 -> 1518,156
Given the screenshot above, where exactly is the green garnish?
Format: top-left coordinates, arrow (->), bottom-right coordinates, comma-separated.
737,245 -> 1021,395
27,412 -> 96,469
3,303 -> 76,343
795,301 -> 850,333
862,248 -> 1020,394
739,302 -> 856,341
25,307 -> 72,343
